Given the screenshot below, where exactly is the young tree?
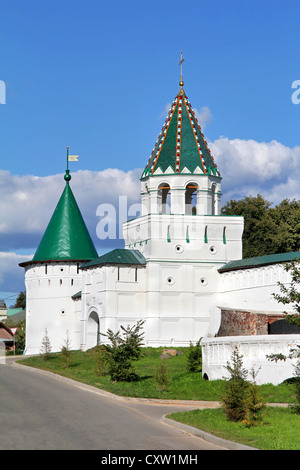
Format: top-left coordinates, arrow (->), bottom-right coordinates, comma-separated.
186,339 -> 202,373
221,346 -> 249,422
40,328 -> 52,360
61,330 -> 72,368
154,359 -> 170,391
242,367 -> 267,427
102,320 -> 145,382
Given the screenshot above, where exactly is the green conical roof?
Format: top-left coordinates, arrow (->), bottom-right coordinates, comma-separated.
30,173 -> 98,263
141,86 -> 221,179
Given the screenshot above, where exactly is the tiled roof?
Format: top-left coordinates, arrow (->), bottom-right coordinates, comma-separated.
80,249 -> 146,269
219,251 -> 300,273
141,88 -> 220,179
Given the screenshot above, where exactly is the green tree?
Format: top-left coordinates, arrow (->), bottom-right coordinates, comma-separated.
270,199 -> 300,254
13,291 -> 26,309
102,320 -> 145,382
14,319 -> 26,354
242,368 -> 267,427
221,195 -> 300,258
186,339 -> 202,373
221,346 -> 249,422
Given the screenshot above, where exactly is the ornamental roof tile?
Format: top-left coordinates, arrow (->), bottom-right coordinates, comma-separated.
141,88 -> 220,179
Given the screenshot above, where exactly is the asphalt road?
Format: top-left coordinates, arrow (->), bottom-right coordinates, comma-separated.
0,359 -> 227,451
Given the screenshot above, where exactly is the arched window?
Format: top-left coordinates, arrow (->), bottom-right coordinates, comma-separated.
158,183 -> 171,214
185,183 -> 198,214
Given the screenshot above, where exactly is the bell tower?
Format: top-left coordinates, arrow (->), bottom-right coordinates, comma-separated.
123,56 -> 243,264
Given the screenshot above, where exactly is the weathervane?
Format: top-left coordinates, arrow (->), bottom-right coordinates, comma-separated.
65,146 -> 79,182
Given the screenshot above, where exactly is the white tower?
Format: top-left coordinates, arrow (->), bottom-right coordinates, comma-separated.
123,65 -> 244,346
20,169 -> 98,354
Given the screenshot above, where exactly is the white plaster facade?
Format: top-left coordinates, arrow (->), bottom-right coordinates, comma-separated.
21,83 -> 300,385
24,262 -> 83,354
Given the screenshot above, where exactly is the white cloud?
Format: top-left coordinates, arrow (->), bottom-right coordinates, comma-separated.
0,168 -> 141,249
209,138 -> 300,204
193,106 -> 213,129
160,103 -> 213,130
1,137 -> 300,294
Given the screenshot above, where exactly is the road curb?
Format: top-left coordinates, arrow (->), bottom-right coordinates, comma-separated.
161,415 -> 258,450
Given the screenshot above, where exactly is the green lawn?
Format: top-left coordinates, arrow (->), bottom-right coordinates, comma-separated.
18,347 -> 296,402
168,407 -> 300,450
17,347 -> 299,450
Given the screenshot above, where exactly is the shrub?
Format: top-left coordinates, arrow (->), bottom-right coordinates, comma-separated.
102,320 -> 145,382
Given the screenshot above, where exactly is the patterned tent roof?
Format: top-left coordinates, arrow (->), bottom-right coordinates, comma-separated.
141,86 -> 220,179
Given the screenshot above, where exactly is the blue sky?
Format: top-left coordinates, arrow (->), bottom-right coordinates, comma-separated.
2,0 -> 300,175
1,0 -> 300,302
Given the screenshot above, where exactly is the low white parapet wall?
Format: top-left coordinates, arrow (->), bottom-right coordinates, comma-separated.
201,334 -> 300,385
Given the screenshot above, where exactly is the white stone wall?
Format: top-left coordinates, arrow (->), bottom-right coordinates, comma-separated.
219,263 -> 292,313
201,334 -> 300,385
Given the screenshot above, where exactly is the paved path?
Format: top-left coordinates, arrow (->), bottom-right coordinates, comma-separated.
0,358 -> 256,451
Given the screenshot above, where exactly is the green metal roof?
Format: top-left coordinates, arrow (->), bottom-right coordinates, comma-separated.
23,175 -> 98,264
219,251 -> 300,273
80,249 -> 146,269
141,87 -> 220,179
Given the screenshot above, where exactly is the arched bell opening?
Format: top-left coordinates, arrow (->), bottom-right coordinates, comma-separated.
185,183 -> 198,215
158,183 -> 171,214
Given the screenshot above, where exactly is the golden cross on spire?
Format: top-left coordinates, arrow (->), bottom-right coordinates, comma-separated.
179,51 -> 185,93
